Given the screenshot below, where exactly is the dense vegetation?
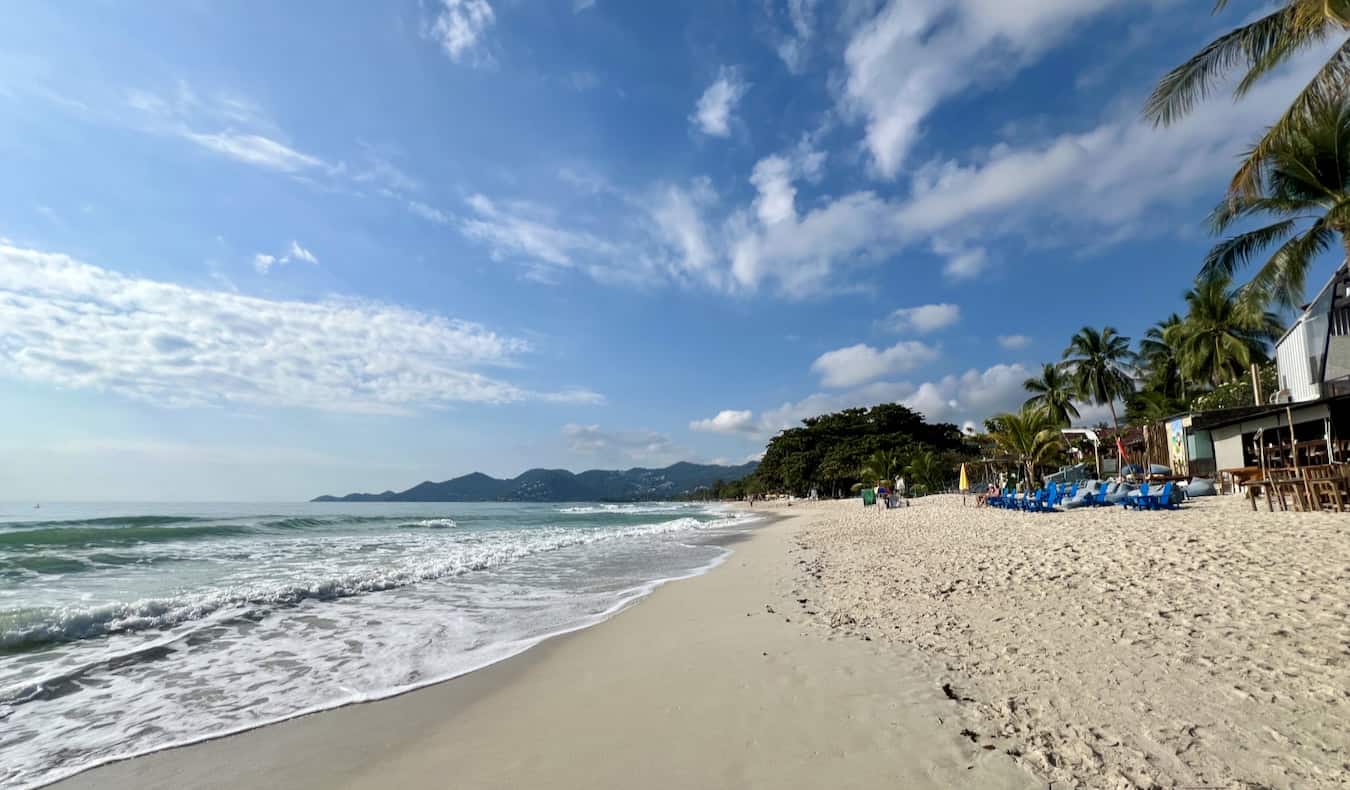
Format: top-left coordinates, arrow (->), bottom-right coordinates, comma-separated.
745,404 -> 967,498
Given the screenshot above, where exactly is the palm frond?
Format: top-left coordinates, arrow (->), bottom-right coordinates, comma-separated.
1144,7 -> 1295,127
1229,39 -> 1350,197
1244,220 -> 1336,309
1202,219 -> 1299,279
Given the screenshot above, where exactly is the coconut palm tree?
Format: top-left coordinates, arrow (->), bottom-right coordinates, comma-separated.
1202,91 -> 1350,308
1144,0 -> 1350,197
905,449 -> 946,496
1023,363 -> 1079,450
1175,273 -> 1284,387
987,406 -> 1061,486
1136,314 -> 1188,401
1063,327 -> 1135,464
859,449 -> 899,488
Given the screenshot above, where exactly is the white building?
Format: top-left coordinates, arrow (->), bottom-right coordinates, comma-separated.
1273,261 -> 1350,403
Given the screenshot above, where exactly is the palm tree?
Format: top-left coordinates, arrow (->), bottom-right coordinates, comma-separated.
1175,273 -> 1283,387
905,449 -> 946,496
1023,363 -> 1079,450
1202,92 -> 1350,309
987,406 -> 1061,486
859,449 -> 899,487
1136,314 -> 1188,401
1063,327 -> 1135,465
1144,0 -> 1350,198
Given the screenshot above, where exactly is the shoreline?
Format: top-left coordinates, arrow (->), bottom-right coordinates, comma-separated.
35,511 -> 766,789
52,505 -> 1033,790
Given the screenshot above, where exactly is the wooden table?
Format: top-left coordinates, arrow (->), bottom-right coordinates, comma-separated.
1219,467 -> 1263,496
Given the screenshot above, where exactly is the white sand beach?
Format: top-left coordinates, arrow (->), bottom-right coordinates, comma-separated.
787,494 -> 1350,788
54,495 -> 1348,789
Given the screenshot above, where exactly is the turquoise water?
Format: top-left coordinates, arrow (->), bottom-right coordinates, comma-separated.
0,501 -> 757,788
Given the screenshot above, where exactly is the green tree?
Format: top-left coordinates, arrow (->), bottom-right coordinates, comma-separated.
1023,363 -> 1080,449
1063,327 -> 1135,465
987,406 -> 1061,486
1125,389 -> 1185,425
1144,0 -> 1350,198
1202,92 -> 1350,308
1136,314 -> 1188,401
751,403 -> 966,497
904,448 -> 948,496
859,449 -> 900,487
1175,273 -> 1283,387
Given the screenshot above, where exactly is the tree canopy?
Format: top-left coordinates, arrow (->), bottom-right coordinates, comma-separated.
750,403 -> 966,497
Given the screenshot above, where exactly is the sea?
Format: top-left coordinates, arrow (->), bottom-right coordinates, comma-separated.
0,501 -> 760,788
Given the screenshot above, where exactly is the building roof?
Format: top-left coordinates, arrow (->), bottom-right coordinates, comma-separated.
1185,391 -> 1350,432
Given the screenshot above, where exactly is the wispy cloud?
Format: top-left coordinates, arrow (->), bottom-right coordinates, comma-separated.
562,423 -> 686,464
691,67 -> 748,138
0,242 -> 599,414
841,0 -> 1130,178
429,0 -> 496,66
253,241 -> 319,274
461,193 -> 616,269
126,83 -> 330,176
182,131 -> 324,173
997,334 -> 1031,350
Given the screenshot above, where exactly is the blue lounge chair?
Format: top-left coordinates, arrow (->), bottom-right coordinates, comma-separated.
1089,482 -> 1112,507
1143,481 -> 1178,510
1122,482 -> 1149,510
1036,482 -> 1060,512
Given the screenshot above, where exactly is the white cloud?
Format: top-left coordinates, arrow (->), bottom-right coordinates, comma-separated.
691,67 -> 748,137
562,424 -> 686,465
894,45 -> 1338,238
461,193 -> 615,268
887,303 -> 960,333
286,241 -> 318,264
650,181 -> 719,281
407,199 -> 452,225
774,0 -> 818,74
127,84 -> 329,176
901,363 -> 1031,424
430,0 -> 496,65
934,241 -> 988,280
253,241 -> 319,274
811,340 -> 938,388
573,0 -> 595,11
252,253 -> 277,274
997,334 -> 1031,350
0,242 -> 599,414
689,409 -> 757,434
182,131 -> 324,173
842,0 -> 1130,177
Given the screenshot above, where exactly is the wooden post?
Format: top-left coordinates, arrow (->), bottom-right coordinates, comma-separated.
1250,363 -> 1263,406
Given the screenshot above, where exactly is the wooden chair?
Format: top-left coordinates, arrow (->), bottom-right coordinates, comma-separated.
1305,465 -> 1345,512
1268,468 -> 1309,512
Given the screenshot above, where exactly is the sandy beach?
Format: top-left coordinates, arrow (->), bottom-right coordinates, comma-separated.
789,494 -> 1350,789
52,494 -> 1349,789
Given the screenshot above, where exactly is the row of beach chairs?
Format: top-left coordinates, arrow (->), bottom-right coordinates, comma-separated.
989,481 -> 1180,512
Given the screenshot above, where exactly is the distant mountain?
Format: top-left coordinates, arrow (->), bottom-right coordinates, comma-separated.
312,461 -> 759,502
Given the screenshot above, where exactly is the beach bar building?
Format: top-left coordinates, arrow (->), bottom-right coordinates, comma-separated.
1158,263 -> 1350,507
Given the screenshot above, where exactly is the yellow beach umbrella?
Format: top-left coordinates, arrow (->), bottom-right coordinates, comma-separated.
958,463 -> 969,492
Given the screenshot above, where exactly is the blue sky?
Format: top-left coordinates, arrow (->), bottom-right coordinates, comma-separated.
1,1 -> 1345,500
